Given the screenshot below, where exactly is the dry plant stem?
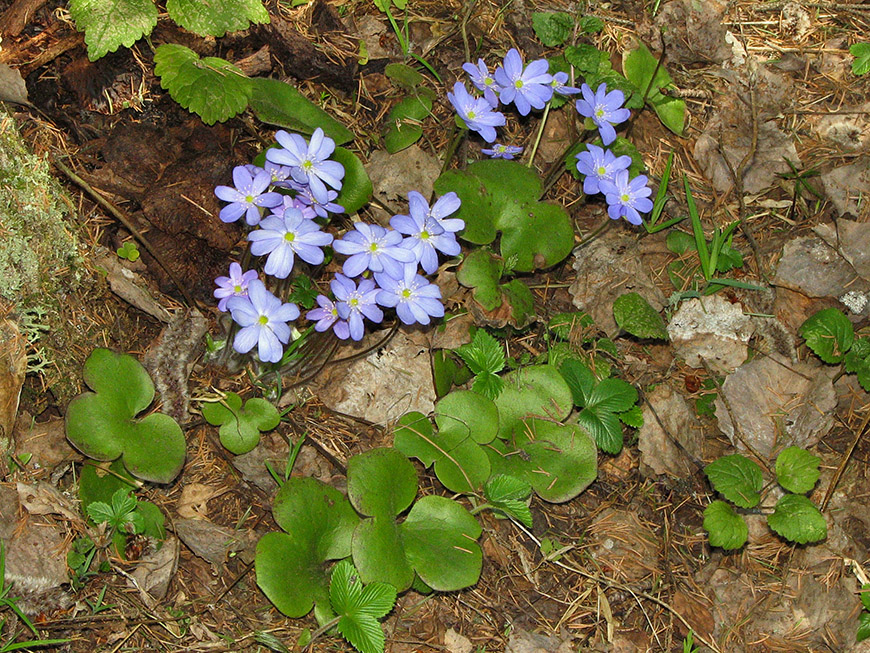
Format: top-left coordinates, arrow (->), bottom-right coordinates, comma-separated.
820,409 -> 870,512
52,157 -> 196,308
511,520 -> 723,653
700,358 -> 773,475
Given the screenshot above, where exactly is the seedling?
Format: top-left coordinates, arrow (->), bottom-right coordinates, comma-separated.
455,249 -> 534,328
85,585 -> 117,615
858,583 -> 870,642
455,329 -> 506,399
702,447 -> 826,550
800,308 -> 870,392
65,349 -> 186,483
86,488 -> 146,536
201,391 -> 280,455
115,240 -> 139,261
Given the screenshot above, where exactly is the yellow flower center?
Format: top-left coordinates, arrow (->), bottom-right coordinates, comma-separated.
284,232 -> 296,242
245,195 -> 254,203
233,284 -> 243,293
515,80 -> 524,89
467,110 -> 476,120
421,231 -> 430,240
258,315 -> 269,325
597,166 -> 607,176
402,288 -> 412,299
370,242 -> 379,252
621,193 -> 630,203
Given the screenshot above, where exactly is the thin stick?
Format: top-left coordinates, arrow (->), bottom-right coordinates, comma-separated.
821,409 -> 870,512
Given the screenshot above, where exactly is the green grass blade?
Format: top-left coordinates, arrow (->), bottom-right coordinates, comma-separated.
683,175 -> 711,279
647,151 -> 673,229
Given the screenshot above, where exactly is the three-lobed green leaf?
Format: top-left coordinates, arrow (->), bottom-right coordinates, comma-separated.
531,11 -> 574,47
775,446 -> 821,494
153,44 -> 252,125
767,494 -> 827,544
201,392 -> 280,455
704,454 -> 762,508
800,308 -> 855,364
703,500 -> 748,550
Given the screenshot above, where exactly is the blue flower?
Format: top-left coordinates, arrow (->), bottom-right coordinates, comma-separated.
462,58 -> 500,107
481,143 -> 523,160
332,273 -> 383,341
290,180 -> 344,218
424,191 -> 464,234
226,280 -> 299,363
494,49 -> 554,116
214,165 -> 284,225
575,144 -> 632,195
575,83 -> 631,146
248,208 -> 334,279
447,82 -> 506,143
549,71 -> 580,96
599,170 -> 653,226
391,191 -> 462,274
375,264 -> 445,326
266,128 -> 345,204
270,194 -> 317,220
306,293 -> 350,340
214,262 -> 258,312
332,222 -> 416,279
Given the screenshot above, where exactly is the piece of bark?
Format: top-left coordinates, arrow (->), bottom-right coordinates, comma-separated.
235,45 -> 272,77
260,14 -> 357,92
0,0 -> 48,37
311,0 -> 348,32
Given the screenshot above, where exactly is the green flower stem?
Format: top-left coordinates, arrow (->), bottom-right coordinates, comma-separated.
526,100 -> 552,169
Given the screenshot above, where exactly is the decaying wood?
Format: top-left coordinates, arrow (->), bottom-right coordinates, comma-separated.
0,0 -> 48,37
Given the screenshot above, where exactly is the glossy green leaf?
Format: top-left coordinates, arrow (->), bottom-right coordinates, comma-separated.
65,349 -> 186,484
347,448 -> 417,518
456,249 -> 503,310
248,78 -> 353,144
703,500 -> 748,550
166,0 -> 268,37
393,412 -> 439,467
484,474 -> 533,528
613,292 -> 669,340
858,610 -> 870,643
767,494 -> 827,544
153,44 -> 252,125
704,454 -> 762,509
69,0 -> 157,60
775,446 -> 821,494
332,147 -> 373,215
800,308 -> 854,364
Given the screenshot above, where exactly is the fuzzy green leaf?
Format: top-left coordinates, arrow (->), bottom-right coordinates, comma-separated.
767,494 -> 827,544
775,446 -> 821,494
703,500 -> 748,550
532,12 -> 573,47
800,308 -> 854,364
153,44 -> 251,125
166,0 -> 268,37
851,43 -> 870,76
69,0 -> 157,60
249,78 -> 353,144
705,454 -> 762,508
613,292 -> 669,340
579,15 -> 604,33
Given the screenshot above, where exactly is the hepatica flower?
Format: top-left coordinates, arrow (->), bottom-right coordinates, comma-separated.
550,71 -> 580,96
332,273 -> 383,341
576,82 -> 631,146
214,165 -> 284,225
481,143 -> 523,160
494,48 -> 553,116
290,181 -> 344,219
375,265 -> 444,326
226,280 -> 299,363
462,58 -> 500,107
332,222 -> 415,279
391,191 -> 461,274
307,294 -> 350,340
270,194 -> 316,220
248,208 -> 334,279
599,170 -> 653,226
448,82 -> 506,143
266,128 -> 345,204
575,144 -> 632,195
214,262 -> 258,312
424,191 -> 464,233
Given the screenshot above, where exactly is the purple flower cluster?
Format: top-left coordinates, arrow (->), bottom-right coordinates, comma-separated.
452,49 -> 580,156
574,84 -> 652,226
213,132 -> 463,361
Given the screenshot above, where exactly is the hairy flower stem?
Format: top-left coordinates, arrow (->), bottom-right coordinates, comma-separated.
526,101 -> 551,169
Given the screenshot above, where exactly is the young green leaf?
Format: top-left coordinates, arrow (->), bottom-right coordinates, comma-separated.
248,78 -> 354,145
704,454 -> 762,509
767,494 -> 827,544
484,475 -> 533,528
800,308 -> 854,364
456,330 -> 505,399
166,0 -> 268,37
69,0 -> 158,61
775,446 -> 821,494
851,43 -> 870,76
618,405 -> 644,428
858,610 -> 870,643
613,292 -> 669,340
201,392 -> 280,455
330,560 -> 396,653
703,500 -> 748,550
860,583 -> 870,611
844,337 -> 870,392
153,44 -> 252,125
532,12 -> 574,47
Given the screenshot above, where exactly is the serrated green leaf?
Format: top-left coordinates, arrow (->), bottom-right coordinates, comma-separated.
565,44 -> 608,74
558,358 -> 597,407
586,378 -> 638,414
775,446 -> 821,494
844,338 -> 870,392
456,330 -> 504,376
69,0 -> 158,61
330,560 -> 396,653
153,44 -> 251,125
703,500 -> 748,550
579,15 -> 604,33
767,494 -> 827,544
618,405 -> 644,428
86,500 -> 114,525
332,147 -> 372,215
166,0 -> 268,37
800,308 -> 854,364
577,405 -> 624,453
851,43 -> 870,76
249,78 -> 353,144
858,611 -> 870,643
484,474 -> 532,503
470,372 -> 502,400
532,11 -> 574,47
613,292 -> 669,340
704,454 -> 762,508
